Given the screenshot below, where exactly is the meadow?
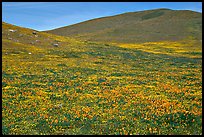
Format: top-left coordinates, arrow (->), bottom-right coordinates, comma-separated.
2,24 -> 202,134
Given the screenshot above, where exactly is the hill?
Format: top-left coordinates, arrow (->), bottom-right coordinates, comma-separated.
2,22 -> 82,48
2,22 -> 202,135
45,8 -> 202,43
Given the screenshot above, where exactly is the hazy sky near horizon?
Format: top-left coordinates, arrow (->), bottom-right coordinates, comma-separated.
2,2 -> 202,31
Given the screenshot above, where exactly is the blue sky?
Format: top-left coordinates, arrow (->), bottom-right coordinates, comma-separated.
2,2 -> 202,31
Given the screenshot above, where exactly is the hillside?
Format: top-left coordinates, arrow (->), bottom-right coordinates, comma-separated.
45,8 -> 202,43
2,22 -> 202,135
2,22 -> 83,48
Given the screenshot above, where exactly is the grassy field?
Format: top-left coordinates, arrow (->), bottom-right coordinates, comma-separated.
2,23 -> 202,135
2,40 -> 202,135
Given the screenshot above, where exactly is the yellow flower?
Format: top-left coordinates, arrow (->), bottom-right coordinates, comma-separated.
41,108 -> 46,111
64,117 -> 67,121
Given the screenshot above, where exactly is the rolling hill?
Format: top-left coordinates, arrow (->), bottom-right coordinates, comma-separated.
45,8 -> 202,43
2,20 -> 202,135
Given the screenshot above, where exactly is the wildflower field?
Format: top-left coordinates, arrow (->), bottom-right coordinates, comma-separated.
2,23 -> 202,135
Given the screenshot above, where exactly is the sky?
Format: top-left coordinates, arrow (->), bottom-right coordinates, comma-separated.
2,2 -> 202,31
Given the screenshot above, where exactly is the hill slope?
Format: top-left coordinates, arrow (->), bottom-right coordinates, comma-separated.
2,22 -> 82,49
45,8 -> 202,43
2,22 -> 202,135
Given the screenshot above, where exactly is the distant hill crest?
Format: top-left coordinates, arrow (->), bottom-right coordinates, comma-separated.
44,8 -> 202,43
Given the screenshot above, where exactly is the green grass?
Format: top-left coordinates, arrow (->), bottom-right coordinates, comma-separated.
45,9 -> 202,43
2,22 -> 202,135
141,10 -> 164,20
